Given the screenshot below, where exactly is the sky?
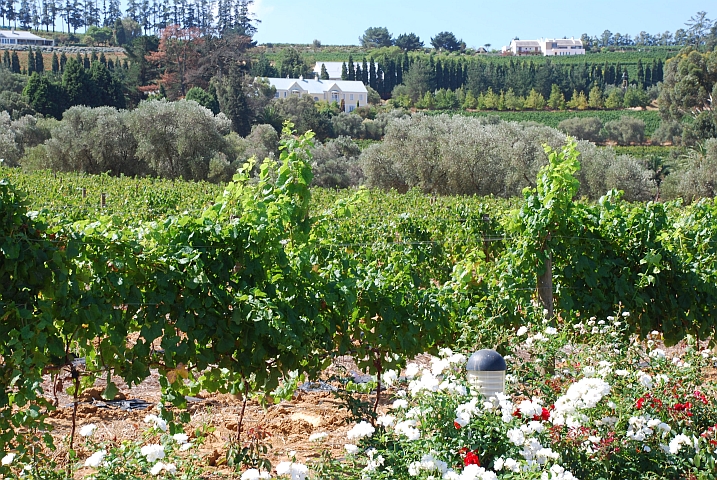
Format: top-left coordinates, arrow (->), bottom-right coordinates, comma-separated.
249,0 -> 712,49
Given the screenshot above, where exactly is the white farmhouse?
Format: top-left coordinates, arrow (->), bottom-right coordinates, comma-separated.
503,38 -> 584,56
264,77 -> 368,112
312,61 -> 361,80
0,29 -> 54,47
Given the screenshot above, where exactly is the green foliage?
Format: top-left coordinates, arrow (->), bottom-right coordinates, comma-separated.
359,27 -> 393,49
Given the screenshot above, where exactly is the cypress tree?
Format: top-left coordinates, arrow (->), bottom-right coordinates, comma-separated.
369,57 -> 376,90
644,65 -> 652,88
51,52 -> 59,73
217,66 -> 251,136
637,59 -> 644,86
11,51 -> 21,74
347,54 -> 355,81
35,49 -> 44,74
435,59 -> 443,90
2,50 -> 10,69
355,64 -> 362,83
63,58 -> 94,107
107,58 -> 115,70
361,57 -> 368,84
114,18 -> 127,45
99,52 -> 106,66
321,63 -> 329,80
341,62 -> 347,80
60,52 -> 67,72
83,54 -> 91,69
91,50 -> 98,64
27,48 -> 35,75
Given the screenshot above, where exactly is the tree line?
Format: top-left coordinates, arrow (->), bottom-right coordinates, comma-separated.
0,0 -> 256,35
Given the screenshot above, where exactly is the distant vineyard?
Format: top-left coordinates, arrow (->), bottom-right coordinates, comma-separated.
437,110 -> 662,136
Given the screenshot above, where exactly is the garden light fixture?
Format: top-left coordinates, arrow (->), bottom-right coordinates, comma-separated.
466,349 -> 506,398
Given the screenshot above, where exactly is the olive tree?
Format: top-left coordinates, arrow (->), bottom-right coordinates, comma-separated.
361,114 -> 656,200
128,99 -> 230,180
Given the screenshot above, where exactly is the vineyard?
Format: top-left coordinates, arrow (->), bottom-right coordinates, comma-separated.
434,110 -> 662,137
2,131 -> 717,478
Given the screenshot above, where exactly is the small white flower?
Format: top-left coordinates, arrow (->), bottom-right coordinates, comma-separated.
241,469 -> 271,480
172,433 -> 189,444
84,451 -> 106,468
150,462 -> 165,475
179,442 -> 194,451
143,414 -> 168,432
308,432 -> 328,442
276,461 -> 308,480
545,326 -> 558,335
2,453 -> 16,466
140,444 -> 165,462
622,312 -> 630,317
344,444 -> 358,455
376,415 -> 395,427
517,326 -> 528,336
79,424 -> 97,437
392,399 -> 409,409
346,421 -> 375,440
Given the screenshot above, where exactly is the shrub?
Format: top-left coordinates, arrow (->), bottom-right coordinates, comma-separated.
361,114 -> 655,200
603,116 -> 646,145
310,136 -> 364,188
331,112 -> 365,138
557,117 -> 603,143
651,120 -> 683,145
662,139 -> 717,201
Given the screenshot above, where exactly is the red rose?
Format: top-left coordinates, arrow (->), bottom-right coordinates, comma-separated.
464,450 -> 480,466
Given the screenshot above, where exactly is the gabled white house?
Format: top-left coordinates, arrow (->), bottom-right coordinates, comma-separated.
311,61 -> 361,81
264,77 -> 368,112
503,38 -> 584,56
0,29 -> 54,46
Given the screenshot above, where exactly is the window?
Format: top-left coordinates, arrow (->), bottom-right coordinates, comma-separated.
275,92 -> 279,98
314,97 -> 319,101
331,90 -> 339,101
348,105 -> 355,112
350,94 -> 354,100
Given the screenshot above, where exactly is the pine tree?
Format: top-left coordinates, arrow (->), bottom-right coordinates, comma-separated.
320,63 -> 329,80
588,85 -> 604,109
63,57 -> 94,107
114,18 -> 126,45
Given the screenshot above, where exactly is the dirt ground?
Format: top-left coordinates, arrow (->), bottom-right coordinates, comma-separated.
38,357 -> 377,479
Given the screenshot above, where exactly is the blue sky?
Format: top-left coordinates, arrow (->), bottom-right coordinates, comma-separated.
250,0 -> 712,49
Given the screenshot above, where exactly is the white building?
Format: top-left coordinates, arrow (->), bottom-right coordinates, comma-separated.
503,38 -> 584,56
311,61 -> 361,81
264,77 -> 368,112
0,29 -> 54,47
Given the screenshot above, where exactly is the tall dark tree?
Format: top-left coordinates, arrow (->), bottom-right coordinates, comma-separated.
2,51 -> 10,69
431,31 -> 462,52
62,57 -> 94,106
320,63 -> 329,80
359,26 -> 393,48
18,0 -> 31,28
26,47 -> 35,75
235,0 -> 258,38
216,65 -> 250,136
51,52 -> 59,73
347,54 -> 355,81
10,50 -> 21,73
361,57 -> 368,84
23,72 -> 65,118
35,48 -> 44,73
394,32 -> 424,51
340,62 -> 347,80
369,57 -> 376,90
